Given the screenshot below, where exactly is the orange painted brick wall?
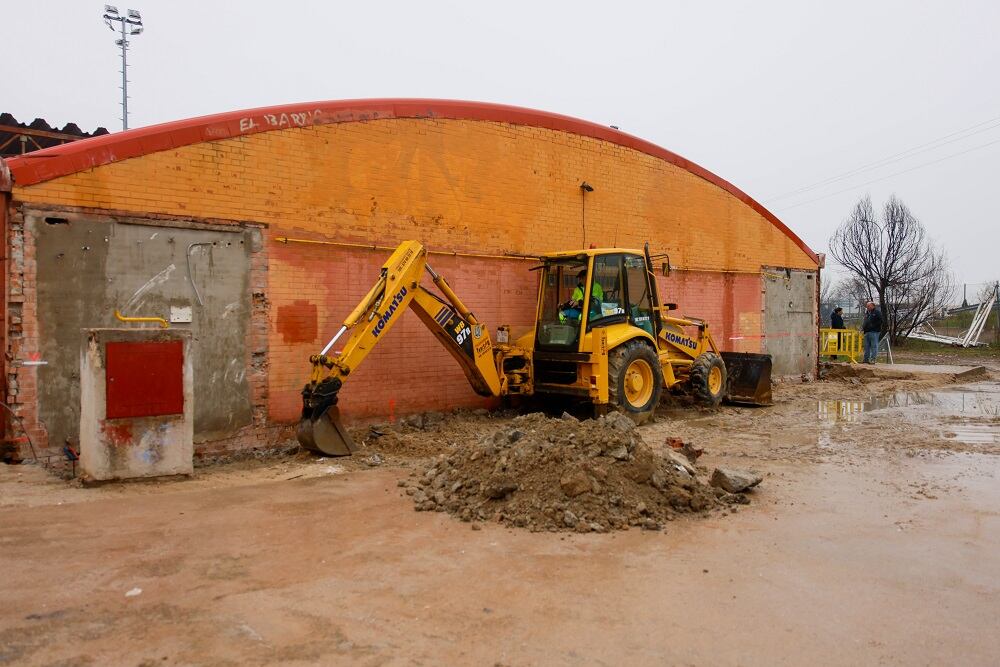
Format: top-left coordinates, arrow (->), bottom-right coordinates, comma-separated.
11,117 -> 813,425
659,272 -> 763,354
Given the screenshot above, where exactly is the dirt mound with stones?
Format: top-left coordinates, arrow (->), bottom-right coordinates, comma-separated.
400,412 -> 748,532
350,409 -> 507,459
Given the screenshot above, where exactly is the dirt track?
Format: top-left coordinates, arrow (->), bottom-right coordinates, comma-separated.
2,364 -> 999,666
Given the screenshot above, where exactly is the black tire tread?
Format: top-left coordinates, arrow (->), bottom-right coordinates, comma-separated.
690,352 -> 726,406
608,340 -> 664,424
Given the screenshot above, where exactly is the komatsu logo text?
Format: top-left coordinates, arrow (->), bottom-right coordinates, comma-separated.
665,331 -> 697,349
372,287 -> 408,338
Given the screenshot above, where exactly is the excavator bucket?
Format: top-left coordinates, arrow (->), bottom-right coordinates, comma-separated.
296,405 -> 359,457
720,352 -> 773,406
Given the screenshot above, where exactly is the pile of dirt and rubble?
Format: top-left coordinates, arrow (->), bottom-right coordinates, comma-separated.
399,412 -> 756,532
353,409 -> 505,459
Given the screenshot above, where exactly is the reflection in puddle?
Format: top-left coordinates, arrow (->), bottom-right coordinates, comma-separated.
818,385 -> 1000,446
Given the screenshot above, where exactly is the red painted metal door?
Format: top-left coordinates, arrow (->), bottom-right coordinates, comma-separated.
105,340 -> 184,419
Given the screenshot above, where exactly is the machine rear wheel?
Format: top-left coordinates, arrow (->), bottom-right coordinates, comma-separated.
608,340 -> 664,424
690,352 -> 726,406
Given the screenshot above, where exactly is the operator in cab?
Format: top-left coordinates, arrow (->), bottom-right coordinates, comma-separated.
559,269 -> 603,322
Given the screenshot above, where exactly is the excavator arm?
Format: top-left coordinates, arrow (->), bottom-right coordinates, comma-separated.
297,241 -> 505,456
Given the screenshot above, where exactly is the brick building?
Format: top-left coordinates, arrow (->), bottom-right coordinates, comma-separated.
0,99 -> 820,460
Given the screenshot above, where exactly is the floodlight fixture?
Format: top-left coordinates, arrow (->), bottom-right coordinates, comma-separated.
101,6 -> 145,131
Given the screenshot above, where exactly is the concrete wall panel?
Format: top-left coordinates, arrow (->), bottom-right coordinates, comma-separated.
31,210 -> 252,446
763,268 -> 818,376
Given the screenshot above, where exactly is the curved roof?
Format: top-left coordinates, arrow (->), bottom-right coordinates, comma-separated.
3,98 -> 817,264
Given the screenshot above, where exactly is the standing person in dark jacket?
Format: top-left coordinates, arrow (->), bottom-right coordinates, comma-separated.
831,307 -> 845,330
861,301 -> 883,364
831,307 -> 846,359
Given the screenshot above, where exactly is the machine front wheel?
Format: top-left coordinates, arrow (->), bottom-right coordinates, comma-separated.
608,340 -> 664,424
690,352 -> 727,406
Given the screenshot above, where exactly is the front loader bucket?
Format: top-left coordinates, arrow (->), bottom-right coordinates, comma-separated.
721,352 -> 773,406
296,405 -> 359,456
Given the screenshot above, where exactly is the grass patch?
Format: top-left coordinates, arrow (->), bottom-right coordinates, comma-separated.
892,337 -> 1000,364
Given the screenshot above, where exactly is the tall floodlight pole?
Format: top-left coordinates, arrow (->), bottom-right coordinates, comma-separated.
102,6 -> 143,131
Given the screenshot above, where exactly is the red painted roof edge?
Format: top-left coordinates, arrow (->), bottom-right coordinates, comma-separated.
4,98 -> 818,265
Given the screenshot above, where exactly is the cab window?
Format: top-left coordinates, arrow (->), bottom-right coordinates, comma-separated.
587,254 -> 625,329
536,259 -> 587,350
624,255 -> 654,335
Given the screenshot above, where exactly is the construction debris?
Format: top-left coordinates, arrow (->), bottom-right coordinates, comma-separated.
710,467 -> 763,494
909,287 -> 998,348
401,413 -> 747,532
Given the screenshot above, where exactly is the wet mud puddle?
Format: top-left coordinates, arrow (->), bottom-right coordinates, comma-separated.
818,382 -> 1000,445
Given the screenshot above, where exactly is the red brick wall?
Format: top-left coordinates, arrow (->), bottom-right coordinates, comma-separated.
659,271 -> 763,353
268,240 -> 539,421
5,205 -> 47,458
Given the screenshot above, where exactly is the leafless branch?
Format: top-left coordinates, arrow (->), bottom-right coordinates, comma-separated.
829,194 -> 952,343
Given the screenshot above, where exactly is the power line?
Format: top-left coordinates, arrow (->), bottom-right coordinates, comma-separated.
776,136 -> 1000,212
765,113 -> 1000,202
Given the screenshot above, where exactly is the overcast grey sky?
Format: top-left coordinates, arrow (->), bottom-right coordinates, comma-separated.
5,1 -> 999,289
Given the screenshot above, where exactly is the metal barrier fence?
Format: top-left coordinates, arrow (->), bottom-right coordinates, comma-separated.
820,328 -> 862,363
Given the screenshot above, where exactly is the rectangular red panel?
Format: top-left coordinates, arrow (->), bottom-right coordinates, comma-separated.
105,341 -> 184,420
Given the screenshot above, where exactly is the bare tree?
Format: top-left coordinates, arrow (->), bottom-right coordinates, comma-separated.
975,281 -> 1000,305
819,275 -> 837,308
829,195 -> 952,343
830,274 -> 869,311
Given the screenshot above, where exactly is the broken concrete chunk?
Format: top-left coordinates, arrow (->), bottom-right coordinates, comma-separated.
561,411 -> 579,422
401,413 -> 425,429
710,467 -> 763,493
665,450 -> 698,476
607,444 -> 630,461
602,412 -> 637,433
482,478 -> 518,499
559,469 -> 593,497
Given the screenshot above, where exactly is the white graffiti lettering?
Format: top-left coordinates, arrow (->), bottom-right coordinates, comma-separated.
238,109 -> 330,134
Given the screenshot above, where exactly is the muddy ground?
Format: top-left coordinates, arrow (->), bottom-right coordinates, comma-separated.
2,359 -> 999,666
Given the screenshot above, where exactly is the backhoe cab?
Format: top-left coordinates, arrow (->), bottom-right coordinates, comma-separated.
297,241 -> 772,456
530,247 -> 770,423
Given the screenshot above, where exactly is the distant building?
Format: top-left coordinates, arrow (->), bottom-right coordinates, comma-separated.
0,113 -> 108,158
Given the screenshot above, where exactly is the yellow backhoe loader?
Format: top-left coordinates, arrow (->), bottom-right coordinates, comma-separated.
297,241 -> 772,456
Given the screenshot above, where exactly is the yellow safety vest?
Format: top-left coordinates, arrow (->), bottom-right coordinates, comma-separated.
573,282 -> 603,303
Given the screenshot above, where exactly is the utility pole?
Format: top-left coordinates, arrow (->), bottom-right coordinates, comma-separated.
102,6 -> 144,131
994,281 -> 999,347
